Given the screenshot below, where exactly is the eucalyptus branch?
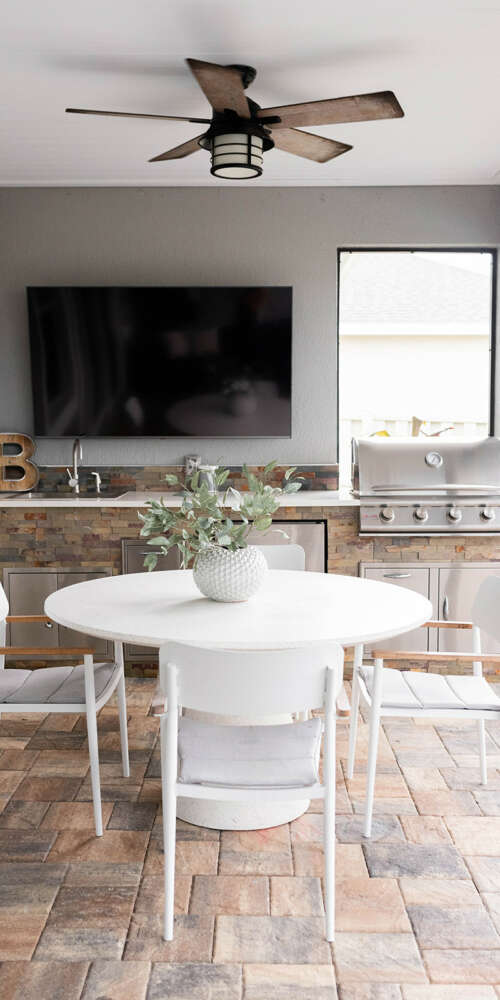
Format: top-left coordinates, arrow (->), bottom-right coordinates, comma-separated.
139,462 -> 303,571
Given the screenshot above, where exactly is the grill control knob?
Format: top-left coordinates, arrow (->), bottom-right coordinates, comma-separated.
413,506 -> 429,523
480,506 -> 495,522
379,506 -> 395,523
447,505 -> 462,524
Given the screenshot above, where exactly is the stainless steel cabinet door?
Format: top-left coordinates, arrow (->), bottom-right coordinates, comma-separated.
57,573 -> 111,656
246,521 -> 326,572
362,566 -> 431,653
121,541 -> 181,658
6,571 -> 60,647
438,566 -> 500,654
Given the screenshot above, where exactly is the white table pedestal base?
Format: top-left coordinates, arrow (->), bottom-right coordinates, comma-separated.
176,796 -> 310,831
176,708 -> 310,829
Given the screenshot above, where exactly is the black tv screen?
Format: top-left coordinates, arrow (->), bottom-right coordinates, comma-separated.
27,286 -> 292,437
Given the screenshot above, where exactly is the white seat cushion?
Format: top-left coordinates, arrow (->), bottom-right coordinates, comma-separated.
0,663 -> 118,704
177,716 -> 322,788
361,663 -> 500,712
446,675 -> 500,711
403,671 -> 464,709
360,664 -> 422,709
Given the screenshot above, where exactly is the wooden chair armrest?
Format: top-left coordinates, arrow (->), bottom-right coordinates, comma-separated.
375,650 -> 500,663
424,620 -> 473,630
0,647 -> 94,657
6,615 -> 52,624
336,685 -> 351,717
341,648 -> 355,662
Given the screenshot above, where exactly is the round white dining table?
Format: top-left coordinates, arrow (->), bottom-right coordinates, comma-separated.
45,569 -> 432,830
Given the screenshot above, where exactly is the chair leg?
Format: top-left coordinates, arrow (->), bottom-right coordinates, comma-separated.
161,713 -> 176,941
347,644 -> 363,780
324,721 -> 336,942
86,711 -> 103,837
478,719 -> 488,786
117,670 -> 130,779
364,658 -> 383,839
84,655 -> 103,837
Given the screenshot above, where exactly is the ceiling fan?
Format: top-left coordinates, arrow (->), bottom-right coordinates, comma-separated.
66,58 -> 404,180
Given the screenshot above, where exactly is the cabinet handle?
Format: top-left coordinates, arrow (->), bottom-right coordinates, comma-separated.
383,572 -> 411,579
443,595 -> 449,621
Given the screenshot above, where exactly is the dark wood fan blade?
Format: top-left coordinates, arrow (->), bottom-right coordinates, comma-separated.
149,134 -> 205,161
259,91 -> 403,129
66,107 -> 211,124
272,128 -> 352,163
186,58 -> 250,118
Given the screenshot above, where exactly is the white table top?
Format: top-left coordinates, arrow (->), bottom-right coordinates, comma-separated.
45,570 -> 432,650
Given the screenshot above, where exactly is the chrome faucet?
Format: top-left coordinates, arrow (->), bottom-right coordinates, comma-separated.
66,438 -> 82,494
91,471 -> 102,494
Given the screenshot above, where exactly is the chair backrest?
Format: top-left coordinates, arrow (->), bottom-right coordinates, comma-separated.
0,583 -> 8,670
472,576 -> 500,643
257,544 -> 305,571
159,640 -> 343,717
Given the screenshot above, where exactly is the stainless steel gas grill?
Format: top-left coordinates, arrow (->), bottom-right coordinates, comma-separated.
352,437 -> 500,536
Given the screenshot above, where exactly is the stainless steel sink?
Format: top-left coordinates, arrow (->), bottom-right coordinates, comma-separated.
2,491 -> 126,500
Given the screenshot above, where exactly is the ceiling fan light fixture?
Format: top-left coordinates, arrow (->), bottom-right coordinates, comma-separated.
67,58 -> 404,174
210,131 -> 264,179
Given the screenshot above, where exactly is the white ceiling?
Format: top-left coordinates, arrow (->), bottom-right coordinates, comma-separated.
2,0 -> 500,186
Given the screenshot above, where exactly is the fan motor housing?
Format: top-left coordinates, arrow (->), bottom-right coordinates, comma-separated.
227,64 -> 257,89
198,115 -> 274,153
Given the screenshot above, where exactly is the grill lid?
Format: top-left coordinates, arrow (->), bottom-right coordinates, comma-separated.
352,437 -> 500,497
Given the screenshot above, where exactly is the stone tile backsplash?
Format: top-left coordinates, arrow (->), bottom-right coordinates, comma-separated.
33,463 -> 340,494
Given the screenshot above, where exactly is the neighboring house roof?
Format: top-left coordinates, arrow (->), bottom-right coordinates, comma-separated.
339,252 -> 491,325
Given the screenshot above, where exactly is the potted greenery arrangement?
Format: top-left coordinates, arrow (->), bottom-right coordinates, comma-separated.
138,462 -> 302,602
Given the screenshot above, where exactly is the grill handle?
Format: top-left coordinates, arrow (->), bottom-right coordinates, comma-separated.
370,484 -> 500,493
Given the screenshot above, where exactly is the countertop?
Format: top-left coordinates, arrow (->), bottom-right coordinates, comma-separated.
0,488 -> 360,509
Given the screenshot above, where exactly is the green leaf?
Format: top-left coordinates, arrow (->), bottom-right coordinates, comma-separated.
224,486 -> 241,511
146,536 -> 168,546
253,515 -> 273,531
143,552 -> 158,572
283,481 -> 302,494
215,467 -> 230,487
242,464 -> 258,492
164,473 -> 178,486
284,466 -> 297,481
264,460 -> 277,475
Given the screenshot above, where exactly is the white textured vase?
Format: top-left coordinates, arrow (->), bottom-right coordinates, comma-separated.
193,545 -> 268,602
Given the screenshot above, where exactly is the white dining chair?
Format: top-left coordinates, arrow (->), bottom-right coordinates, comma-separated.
0,582 -> 130,836
158,640 -> 343,942
258,543 -> 306,571
149,544 -> 304,718
347,575 -> 500,837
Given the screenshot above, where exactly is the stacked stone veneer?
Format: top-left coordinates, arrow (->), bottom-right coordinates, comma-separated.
2,501 -> 500,676
33,463 -> 339,494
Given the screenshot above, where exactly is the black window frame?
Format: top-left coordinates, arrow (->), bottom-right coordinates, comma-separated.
336,246 -> 498,463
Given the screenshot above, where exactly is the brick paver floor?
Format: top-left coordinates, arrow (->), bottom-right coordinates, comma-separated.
0,678 -> 499,999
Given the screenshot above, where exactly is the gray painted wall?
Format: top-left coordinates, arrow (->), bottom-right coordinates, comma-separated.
1,185 -> 499,467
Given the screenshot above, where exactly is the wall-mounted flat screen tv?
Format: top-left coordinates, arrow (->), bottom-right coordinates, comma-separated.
27,286 -> 292,437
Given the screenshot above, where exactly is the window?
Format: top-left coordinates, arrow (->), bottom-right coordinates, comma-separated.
338,249 -> 496,483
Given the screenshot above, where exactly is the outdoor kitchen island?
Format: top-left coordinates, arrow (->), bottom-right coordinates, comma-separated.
2,478 -> 500,675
